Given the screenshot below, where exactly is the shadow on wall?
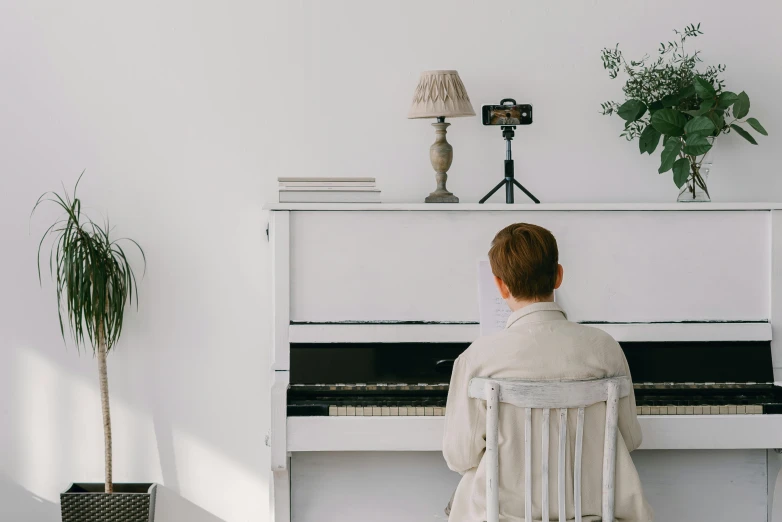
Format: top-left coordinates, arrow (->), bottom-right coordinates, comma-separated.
155,485 -> 227,522
0,474 -> 59,522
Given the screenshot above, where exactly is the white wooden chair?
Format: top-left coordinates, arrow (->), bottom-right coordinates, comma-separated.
468,376 -> 632,522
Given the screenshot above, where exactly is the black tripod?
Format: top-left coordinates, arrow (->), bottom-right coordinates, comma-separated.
479,126 -> 539,204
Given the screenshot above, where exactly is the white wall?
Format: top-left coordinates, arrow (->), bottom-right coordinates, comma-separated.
0,1 -> 780,521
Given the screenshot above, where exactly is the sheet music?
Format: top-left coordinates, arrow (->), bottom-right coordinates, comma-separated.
477,260 -> 512,336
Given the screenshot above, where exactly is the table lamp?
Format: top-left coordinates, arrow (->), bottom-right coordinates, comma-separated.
408,70 -> 475,203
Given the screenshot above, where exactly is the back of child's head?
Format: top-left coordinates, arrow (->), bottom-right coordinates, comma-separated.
488,223 -> 559,300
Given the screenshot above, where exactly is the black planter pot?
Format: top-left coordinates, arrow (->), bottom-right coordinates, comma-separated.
60,483 -> 157,522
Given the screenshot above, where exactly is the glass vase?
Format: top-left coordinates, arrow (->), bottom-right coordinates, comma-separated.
677,146 -> 714,203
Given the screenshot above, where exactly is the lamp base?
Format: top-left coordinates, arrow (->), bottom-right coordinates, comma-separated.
425,193 -> 459,203
426,122 -> 459,204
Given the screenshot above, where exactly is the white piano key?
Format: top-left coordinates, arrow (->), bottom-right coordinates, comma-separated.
346,406 -> 356,416
415,406 -> 425,416
640,406 -> 651,416
685,406 -> 694,415
434,407 -> 444,416
710,406 -> 720,415
719,406 -> 729,415
329,406 -> 337,416
407,406 -> 416,416
728,405 -> 737,415
390,407 -> 399,416
693,406 -> 703,415
737,405 -> 746,414
650,406 -> 660,415
381,406 -> 390,416
424,407 -> 434,416
372,406 -> 382,416
636,407 -> 641,415
676,406 -> 686,415
398,407 -> 407,416
337,406 -> 347,416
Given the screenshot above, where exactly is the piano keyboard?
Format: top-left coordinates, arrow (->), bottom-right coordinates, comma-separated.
289,383 -> 777,417
320,405 -> 764,416
328,405 -> 446,416
636,405 -> 762,415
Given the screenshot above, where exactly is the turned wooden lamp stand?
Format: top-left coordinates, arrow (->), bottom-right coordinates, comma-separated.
408,70 -> 475,203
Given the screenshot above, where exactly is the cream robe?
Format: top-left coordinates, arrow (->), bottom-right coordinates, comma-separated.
443,302 -> 653,522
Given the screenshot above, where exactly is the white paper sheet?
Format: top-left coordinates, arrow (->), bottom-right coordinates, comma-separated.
477,260 -> 512,336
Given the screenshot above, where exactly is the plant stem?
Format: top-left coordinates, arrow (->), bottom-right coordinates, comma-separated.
97,323 -> 113,494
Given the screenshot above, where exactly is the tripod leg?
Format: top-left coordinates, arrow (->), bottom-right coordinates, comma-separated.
479,180 -> 507,204
512,179 -> 540,204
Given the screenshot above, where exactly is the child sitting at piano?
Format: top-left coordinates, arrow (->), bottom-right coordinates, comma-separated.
443,223 -> 652,521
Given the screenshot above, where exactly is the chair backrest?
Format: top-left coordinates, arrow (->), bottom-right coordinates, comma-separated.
468,376 -> 632,522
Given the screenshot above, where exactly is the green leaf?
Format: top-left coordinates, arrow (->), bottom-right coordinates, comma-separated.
649,100 -> 664,113
617,99 -> 647,122
684,116 -> 715,136
698,99 -> 715,115
673,157 -> 691,188
746,117 -> 768,136
651,109 -> 687,136
683,135 -> 713,155
731,123 -> 758,144
733,92 -> 750,119
716,91 -> 738,110
693,76 -> 716,99
707,111 -> 725,133
659,138 -> 682,173
661,94 -> 680,107
677,84 -> 696,101
639,125 -> 662,154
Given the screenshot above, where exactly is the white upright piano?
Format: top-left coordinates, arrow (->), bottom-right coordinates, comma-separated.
268,203 -> 782,522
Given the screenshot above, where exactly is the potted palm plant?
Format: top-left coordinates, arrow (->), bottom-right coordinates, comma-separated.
32,175 -> 154,522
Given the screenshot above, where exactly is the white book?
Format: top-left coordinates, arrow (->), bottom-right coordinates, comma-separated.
279,181 -> 376,188
279,186 -> 378,192
279,190 -> 381,203
277,176 -> 375,183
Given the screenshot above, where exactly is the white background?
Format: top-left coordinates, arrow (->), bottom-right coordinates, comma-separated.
1,1 -> 780,520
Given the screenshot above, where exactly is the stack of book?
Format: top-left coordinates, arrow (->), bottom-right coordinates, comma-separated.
278,177 -> 380,203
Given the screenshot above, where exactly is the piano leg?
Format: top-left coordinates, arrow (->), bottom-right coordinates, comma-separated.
770,450 -> 782,522
272,464 -> 291,522
271,371 -> 290,522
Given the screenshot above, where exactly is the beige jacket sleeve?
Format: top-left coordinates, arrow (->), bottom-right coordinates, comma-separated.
618,349 -> 643,452
443,354 -> 485,474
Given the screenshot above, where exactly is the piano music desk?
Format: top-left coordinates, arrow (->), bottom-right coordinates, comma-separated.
268,203 -> 782,522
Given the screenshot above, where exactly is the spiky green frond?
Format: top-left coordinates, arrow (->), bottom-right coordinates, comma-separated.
32,173 -> 145,353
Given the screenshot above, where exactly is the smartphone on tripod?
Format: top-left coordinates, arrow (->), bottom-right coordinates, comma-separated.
478,99 -> 539,204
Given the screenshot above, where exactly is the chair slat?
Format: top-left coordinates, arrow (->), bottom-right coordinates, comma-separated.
542,408 -> 550,522
602,382 -> 620,522
485,382 -> 500,522
558,408 -> 567,522
525,408 -> 532,522
468,377 -> 630,522
574,407 -> 585,522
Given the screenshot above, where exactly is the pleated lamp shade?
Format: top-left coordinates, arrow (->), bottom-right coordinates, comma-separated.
408,70 -> 476,119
